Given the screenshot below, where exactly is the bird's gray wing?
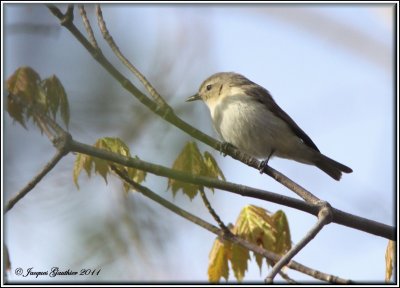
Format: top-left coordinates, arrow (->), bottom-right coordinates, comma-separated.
246,86 -> 320,152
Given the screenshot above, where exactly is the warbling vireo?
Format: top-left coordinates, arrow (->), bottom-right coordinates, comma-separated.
186,72 -> 352,180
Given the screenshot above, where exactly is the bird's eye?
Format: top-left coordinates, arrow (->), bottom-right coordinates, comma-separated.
206,84 -> 212,91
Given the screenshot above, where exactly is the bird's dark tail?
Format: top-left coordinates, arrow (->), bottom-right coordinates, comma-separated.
315,153 -> 353,181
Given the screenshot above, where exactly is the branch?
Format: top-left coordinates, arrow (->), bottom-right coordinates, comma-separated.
112,166 -> 351,283
78,5 -> 99,50
95,5 -> 171,110
278,270 -> 297,284
199,187 -> 230,233
68,138 -> 394,240
5,149 -> 65,212
265,203 -> 333,283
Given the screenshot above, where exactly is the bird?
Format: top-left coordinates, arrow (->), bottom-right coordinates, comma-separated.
186,72 -> 352,180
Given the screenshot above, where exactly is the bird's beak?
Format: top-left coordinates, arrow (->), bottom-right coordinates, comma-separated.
186,93 -> 201,102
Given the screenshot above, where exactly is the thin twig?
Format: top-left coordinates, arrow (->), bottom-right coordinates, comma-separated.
265,204 -> 333,283
78,5 -> 99,50
35,115 -> 56,142
278,270 -> 297,284
95,5 -> 171,110
5,149 -> 65,212
199,187 -> 230,234
112,166 -> 351,283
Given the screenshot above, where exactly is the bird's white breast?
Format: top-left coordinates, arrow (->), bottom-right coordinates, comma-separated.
207,93 -> 303,159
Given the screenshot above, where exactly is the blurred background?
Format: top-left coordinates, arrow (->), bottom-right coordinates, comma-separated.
3,3 -> 395,283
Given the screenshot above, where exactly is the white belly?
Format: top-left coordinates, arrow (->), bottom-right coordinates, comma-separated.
210,95 -> 309,161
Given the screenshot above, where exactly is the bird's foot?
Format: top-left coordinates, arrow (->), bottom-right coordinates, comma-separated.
258,160 -> 268,174
219,141 -> 234,157
258,150 -> 275,174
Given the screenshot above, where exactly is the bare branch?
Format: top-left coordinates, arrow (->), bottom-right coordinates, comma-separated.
78,5 -> 99,50
199,187 -> 230,234
262,165 -> 321,204
69,138 -> 394,240
95,5 -> 171,110
5,149 -> 65,212
265,203 -> 333,283
278,270 -> 297,284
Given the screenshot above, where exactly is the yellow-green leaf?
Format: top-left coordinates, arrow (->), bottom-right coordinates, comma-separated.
6,67 -> 71,131
168,141 -> 204,200
208,238 -> 230,282
6,67 -> 41,128
233,205 -> 277,272
7,66 -> 41,103
42,75 -> 70,127
203,151 -> 226,181
94,138 -> 146,190
124,156 -> 147,192
272,210 -> 291,255
42,76 -> 60,118
93,157 -> 109,183
6,93 -> 26,128
385,240 -> 395,282
230,243 -> 250,282
73,137 -> 146,190
73,153 -> 84,189
168,142 -> 226,200
234,205 -> 275,243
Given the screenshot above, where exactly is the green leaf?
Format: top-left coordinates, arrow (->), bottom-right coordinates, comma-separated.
272,210 -> 291,255
6,93 -> 26,128
73,137 -> 146,190
168,142 -> 226,200
230,243 -> 250,282
73,153 -> 93,189
42,75 -> 70,127
233,205 -> 276,272
6,67 -> 41,128
73,153 -> 84,189
93,157 -> 109,184
168,141 -> 204,200
124,156 -> 147,192
208,238 -> 230,282
6,67 -> 71,131
6,66 -> 41,103
203,151 -> 226,181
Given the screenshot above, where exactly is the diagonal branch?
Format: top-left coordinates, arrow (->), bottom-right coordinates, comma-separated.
265,203 -> 333,283
111,166 -> 351,283
5,149 -> 65,212
199,187 -> 230,234
69,138 -> 394,241
95,4 -> 171,110
78,5 -> 99,50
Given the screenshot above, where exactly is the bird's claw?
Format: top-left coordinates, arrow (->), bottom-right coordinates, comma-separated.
258,160 -> 268,174
219,142 -> 234,157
